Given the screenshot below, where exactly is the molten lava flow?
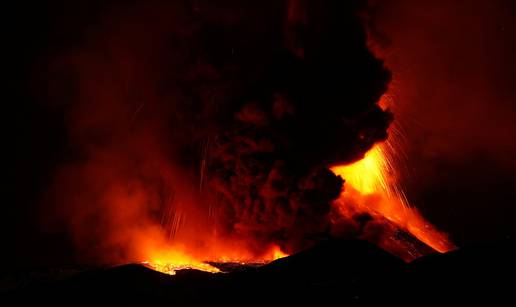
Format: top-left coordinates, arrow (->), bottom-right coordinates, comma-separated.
141,247 -> 220,275
331,119 -> 455,255
142,260 -> 220,276
142,243 -> 288,275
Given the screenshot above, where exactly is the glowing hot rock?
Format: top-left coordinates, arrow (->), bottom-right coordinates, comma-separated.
142,244 -> 288,275
331,142 -> 455,255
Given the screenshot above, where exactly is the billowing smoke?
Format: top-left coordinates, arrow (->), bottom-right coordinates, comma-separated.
39,0 -> 392,263
204,0 -> 392,253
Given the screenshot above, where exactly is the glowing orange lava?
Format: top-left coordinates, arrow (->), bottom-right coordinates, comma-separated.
142,244 -> 288,275
331,125 -> 455,254
141,247 -> 221,275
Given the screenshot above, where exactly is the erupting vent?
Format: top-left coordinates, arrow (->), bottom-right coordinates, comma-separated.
332,133 -> 455,256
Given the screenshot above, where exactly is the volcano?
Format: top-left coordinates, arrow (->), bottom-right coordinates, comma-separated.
6,0 -> 516,303
4,238 -> 515,304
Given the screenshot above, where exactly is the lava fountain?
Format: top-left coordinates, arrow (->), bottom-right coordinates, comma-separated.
331,96 -> 455,256
141,243 -> 287,275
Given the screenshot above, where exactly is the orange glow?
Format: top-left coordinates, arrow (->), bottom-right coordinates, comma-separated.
142,259 -> 220,275
332,146 -> 392,196
271,246 -> 288,260
141,242 -> 287,275
140,101 -> 450,273
331,116 -> 455,255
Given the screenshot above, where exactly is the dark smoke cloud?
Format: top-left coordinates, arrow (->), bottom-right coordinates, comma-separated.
198,0 -> 392,253
9,0 -> 392,264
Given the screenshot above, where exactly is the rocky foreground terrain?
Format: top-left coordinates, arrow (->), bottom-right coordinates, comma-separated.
2,238 -> 515,305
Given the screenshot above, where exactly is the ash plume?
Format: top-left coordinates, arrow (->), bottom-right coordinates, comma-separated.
201,0 -> 392,253
39,0 -> 392,262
